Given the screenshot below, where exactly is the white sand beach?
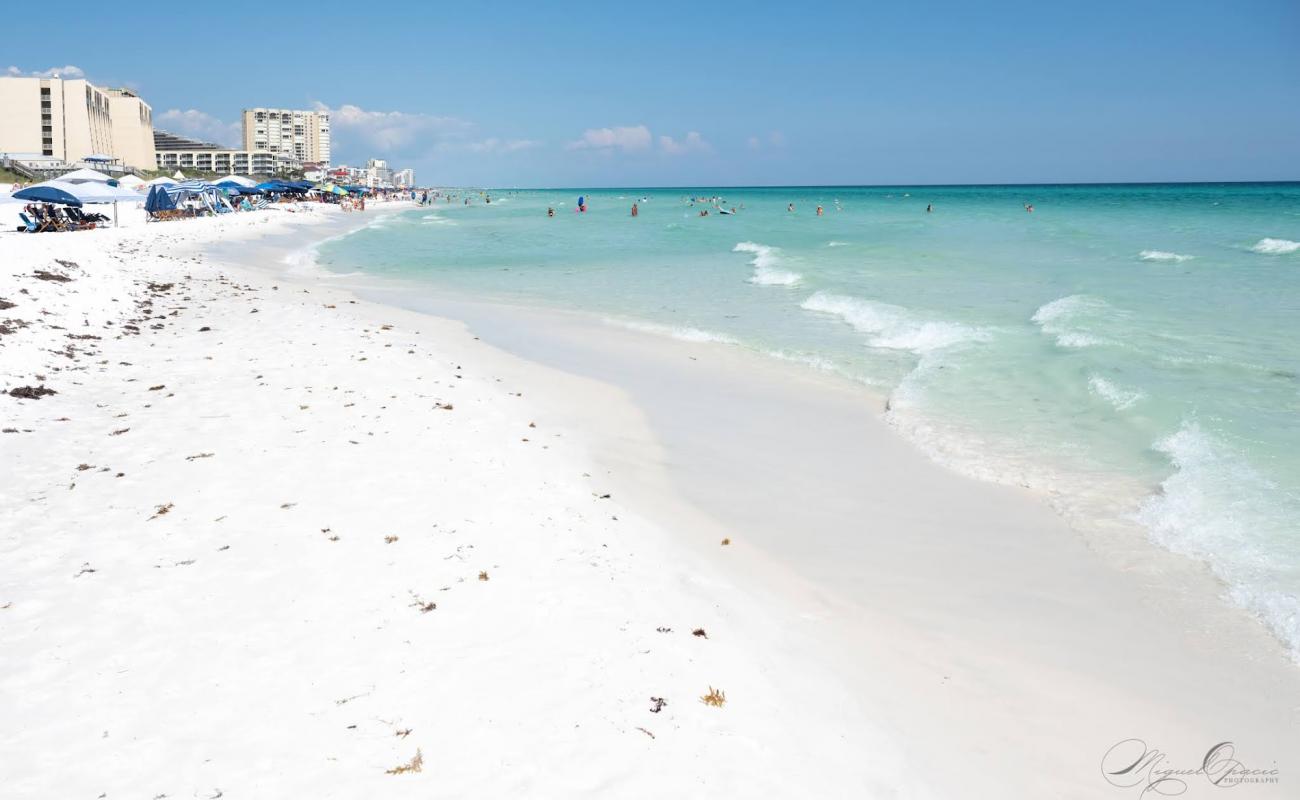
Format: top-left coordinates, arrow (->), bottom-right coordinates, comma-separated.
3,205 -> 1297,799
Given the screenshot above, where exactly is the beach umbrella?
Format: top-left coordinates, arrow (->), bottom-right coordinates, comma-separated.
173,170 -> 186,180
41,180 -> 141,204
12,184 -> 80,206
13,183 -> 84,207
145,177 -> 178,187
145,185 -> 177,212
117,174 -> 146,190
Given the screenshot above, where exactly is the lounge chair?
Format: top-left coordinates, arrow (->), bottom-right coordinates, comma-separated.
17,212 -> 42,233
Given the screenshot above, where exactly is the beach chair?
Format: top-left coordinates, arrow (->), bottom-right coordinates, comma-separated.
17,212 -> 42,233
34,205 -> 68,231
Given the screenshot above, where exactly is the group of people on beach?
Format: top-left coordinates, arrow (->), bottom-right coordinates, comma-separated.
528,195 -> 1040,219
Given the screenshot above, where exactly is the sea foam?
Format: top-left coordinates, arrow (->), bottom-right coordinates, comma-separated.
1251,238 -> 1300,255
607,318 -> 739,345
1139,250 -> 1193,262
1088,375 -> 1145,410
1031,294 -> 1112,349
734,242 -> 802,286
1136,422 -> 1300,662
801,292 -> 988,354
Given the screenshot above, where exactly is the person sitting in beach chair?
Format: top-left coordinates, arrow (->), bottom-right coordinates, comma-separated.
32,204 -> 67,231
51,206 -> 92,231
66,207 -> 105,226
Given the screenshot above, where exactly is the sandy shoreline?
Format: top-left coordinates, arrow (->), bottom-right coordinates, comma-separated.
2,205 -> 1297,798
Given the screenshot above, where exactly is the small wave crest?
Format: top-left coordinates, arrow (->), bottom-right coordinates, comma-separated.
1031,294 -> 1113,349
1139,250 -> 1193,262
802,292 -> 988,354
1088,375 -> 1145,410
1136,422 -> 1300,662
607,318 -> 739,345
1251,238 -> 1300,255
825,241 -> 850,248
734,241 -> 803,286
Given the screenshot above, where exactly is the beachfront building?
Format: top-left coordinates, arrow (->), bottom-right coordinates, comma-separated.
393,168 -> 415,188
0,74 -> 156,171
364,158 -> 393,189
104,88 -> 156,172
154,130 -> 288,176
242,108 -> 330,167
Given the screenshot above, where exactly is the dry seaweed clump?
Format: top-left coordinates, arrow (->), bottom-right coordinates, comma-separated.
701,687 -> 726,708
9,386 -> 56,400
387,749 -> 424,775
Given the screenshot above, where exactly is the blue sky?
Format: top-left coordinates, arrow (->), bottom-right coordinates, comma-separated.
7,0 -> 1298,186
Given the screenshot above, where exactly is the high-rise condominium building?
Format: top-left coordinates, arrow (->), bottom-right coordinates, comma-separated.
0,75 -> 156,170
242,108 -> 330,167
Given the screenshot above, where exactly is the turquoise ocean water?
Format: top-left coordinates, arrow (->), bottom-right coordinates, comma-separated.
318,184 -> 1300,658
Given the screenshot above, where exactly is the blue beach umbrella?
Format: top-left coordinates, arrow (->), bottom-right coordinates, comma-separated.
144,185 -> 177,212
13,184 -> 84,207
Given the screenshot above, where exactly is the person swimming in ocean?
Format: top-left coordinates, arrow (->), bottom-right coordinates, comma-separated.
788,203 -> 795,212
816,205 -> 823,216
547,207 -> 554,217
1025,203 -> 1034,213
927,203 -> 932,213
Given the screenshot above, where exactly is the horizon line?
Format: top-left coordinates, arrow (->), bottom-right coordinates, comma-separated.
469,179 -> 1300,191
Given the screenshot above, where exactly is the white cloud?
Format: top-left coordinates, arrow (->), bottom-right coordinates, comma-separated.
315,102 -> 474,153
7,64 -> 86,78
659,131 -> 711,155
156,109 -> 241,147
747,130 -> 785,151
568,125 -> 652,152
467,138 -> 542,154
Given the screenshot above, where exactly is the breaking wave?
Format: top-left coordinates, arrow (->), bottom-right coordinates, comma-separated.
801,292 -> 989,354
1139,250 -> 1193,262
734,242 -> 803,286
1251,238 -> 1300,255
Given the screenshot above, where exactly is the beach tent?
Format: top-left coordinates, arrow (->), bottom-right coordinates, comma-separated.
13,183 -> 83,207
214,174 -> 257,188
145,185 -> 177,213
216,181 -> 263,195
117,174 -> 146,190
145,176 -> 178,187
59,168 -> 113,184
172,170 -> 187,180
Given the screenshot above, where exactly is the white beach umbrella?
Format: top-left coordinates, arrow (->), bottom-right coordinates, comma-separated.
173,170 -> 187,180
145,177 -> 178,187
213,174 -> 258,188
35,179 -> 142,204
117,174 -> 146,190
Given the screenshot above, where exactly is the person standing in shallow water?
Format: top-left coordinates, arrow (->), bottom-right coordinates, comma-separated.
631,203 -> 638,217
788,203 -> 795,212
926,203 -> 932,213
816,205 -> 823,216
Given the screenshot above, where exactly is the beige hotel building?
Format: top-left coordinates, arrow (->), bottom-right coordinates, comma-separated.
0,75 -> 156,171
242,107 -> 331,167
